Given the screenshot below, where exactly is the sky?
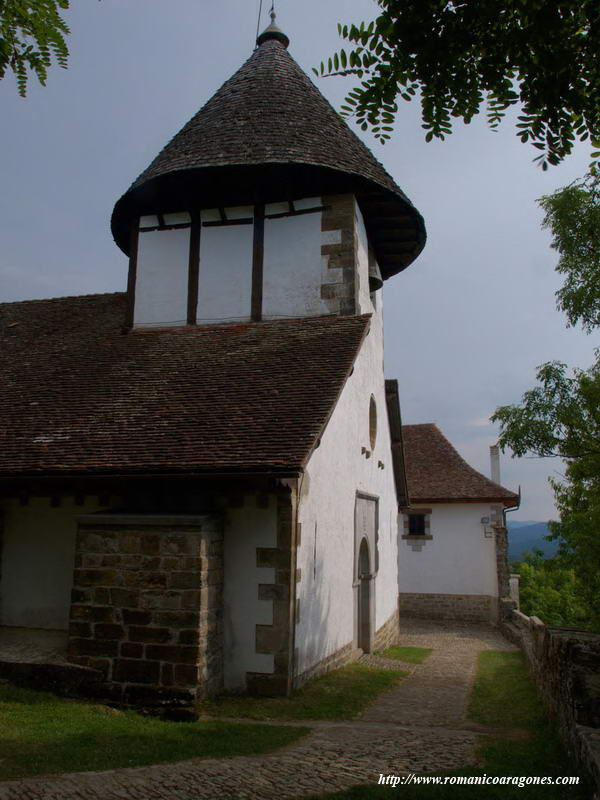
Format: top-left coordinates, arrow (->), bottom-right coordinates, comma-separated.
1,0 -> 594,521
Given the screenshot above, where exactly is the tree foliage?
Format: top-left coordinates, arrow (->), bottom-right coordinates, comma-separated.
0,0 -> 70,96
515,550 -> 589,629
539,174 -> 600,332
316,0 -> 600,169
492,174 -> 600,628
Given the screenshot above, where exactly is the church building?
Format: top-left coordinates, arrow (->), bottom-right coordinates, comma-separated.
0,17 -> 516,711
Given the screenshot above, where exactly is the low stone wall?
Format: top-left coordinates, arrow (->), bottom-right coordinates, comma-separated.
399,592 -> 497,624
68,514 -> 223,711
503,610 -> 600,794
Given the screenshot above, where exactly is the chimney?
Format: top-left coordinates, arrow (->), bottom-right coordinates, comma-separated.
490,445 -> 500,484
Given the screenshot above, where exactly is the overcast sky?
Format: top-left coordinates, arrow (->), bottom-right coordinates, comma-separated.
1,1 -> 594,521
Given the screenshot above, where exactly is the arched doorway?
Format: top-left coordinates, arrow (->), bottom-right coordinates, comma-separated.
357,538 -> 372,653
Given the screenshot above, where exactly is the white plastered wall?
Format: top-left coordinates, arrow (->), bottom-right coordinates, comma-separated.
398,503 -> 499,596
263,206 -> 330,320
355,202 -> 373,314
134,228 -> 190,327
294,306 -> 398,676
223,498 -> 277,689
197,219 -> 253,323
0,496 -> 107,630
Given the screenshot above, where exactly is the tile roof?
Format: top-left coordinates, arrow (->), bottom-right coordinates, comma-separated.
0,293 -> 369,477
111,38 -> 425,278
402,424 -> 518,506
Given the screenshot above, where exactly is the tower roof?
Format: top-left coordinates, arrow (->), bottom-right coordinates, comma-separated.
111,37 -> 426,279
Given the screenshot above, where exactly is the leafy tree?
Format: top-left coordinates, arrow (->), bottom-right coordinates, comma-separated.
492,173 -> 600,628
316,0 -> 600,169
515,550 -> 589,629
539,174 -> 600,332
0,0 -> 70,96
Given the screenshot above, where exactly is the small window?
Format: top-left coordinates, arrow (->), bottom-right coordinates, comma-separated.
369,395 -> 377,449
408,514 -> 426,536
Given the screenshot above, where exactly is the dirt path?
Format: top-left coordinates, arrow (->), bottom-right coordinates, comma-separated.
0,619 -> 516,800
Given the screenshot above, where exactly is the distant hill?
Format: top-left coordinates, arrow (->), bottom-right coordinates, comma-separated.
507,521 -> 558,562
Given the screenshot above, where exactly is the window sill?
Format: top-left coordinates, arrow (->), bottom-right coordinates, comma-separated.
401,534 -> 433,541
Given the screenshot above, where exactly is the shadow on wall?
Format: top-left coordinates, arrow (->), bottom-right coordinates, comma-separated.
293,552 -> 337,684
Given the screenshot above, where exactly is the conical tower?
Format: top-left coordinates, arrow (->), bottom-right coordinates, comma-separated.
113,22 -> 426,329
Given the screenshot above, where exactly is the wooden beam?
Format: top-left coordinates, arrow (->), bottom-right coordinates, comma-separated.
187,211 -> 201,325
251,204 -> 265,322
124,223 -> 140,330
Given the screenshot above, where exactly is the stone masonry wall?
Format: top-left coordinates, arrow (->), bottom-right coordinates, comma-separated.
399,592 -> 496,624
68,514 -> 223,709
320,194 -> 356,316
504,610 -> 600,793
248,490 -> 297,696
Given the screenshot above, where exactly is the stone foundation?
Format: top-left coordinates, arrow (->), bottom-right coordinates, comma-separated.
373,607 -> 400,651
399,592 -> 497,624
294,641 -> 360,689
67,514 -> 223,709
294,607 -> 400,688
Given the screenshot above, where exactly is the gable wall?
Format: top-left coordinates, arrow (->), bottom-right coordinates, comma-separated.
398,503 -> 499,597
294,306 -> 399,679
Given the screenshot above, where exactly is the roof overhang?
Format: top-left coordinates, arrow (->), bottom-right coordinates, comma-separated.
111,163 -> 426,279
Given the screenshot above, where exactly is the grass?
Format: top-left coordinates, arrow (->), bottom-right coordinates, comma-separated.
467,650 -> 544,729
0,683 -> 308,781
200,664 -> 407,721
376,645 -> 432,664
303,650 -> 589,800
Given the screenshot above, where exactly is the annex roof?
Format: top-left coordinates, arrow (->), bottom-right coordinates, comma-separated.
0,293 -> 369,478
111,37 -> 425,278
402,423 -> 518,506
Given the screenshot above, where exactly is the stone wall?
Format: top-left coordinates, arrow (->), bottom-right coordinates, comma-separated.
247,490 -> 297,696
493,518 -> 511,600
320,194 -> 356,316
504,610 -> 600,793
399,592 -> 497,624
67,514 -> 223,710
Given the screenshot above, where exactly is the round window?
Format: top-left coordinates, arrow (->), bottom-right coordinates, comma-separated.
369,395 -> 377,450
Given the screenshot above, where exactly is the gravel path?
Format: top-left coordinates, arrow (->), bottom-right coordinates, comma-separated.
0,619 -> 516,800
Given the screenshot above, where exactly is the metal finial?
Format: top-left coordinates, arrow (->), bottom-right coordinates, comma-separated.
256,0 -> 290,48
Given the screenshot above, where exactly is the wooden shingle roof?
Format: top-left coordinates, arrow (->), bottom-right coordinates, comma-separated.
111,38 -> 425,278
402,423 -> 518,506
0,293 -> 369,478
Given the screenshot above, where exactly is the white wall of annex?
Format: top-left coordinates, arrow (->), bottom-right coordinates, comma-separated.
398,503 -> 499,596
295,308 -> 399,676
197,224 -> 253,323
0,497 -> 107,630
263,210 -> 329,319
134,228 -> 190,327
223,499 -> 277,689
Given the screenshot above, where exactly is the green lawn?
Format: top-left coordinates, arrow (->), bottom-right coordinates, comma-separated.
376,646 -> 432,664
304,650 -> 588,800
200,664 -> 407,721
0,683 -> 308,781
